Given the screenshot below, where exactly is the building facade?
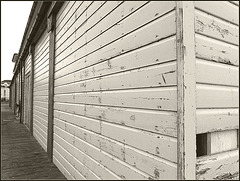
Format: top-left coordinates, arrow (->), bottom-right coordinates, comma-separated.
1,80 -> 11,101
10,1 -> 239,180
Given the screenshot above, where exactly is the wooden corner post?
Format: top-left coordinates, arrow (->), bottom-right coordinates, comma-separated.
47,13 -> 56,161
29,45 -> 35,136
176,1 -> 196,180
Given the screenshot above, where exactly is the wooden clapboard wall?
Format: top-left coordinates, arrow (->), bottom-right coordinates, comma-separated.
53,1 -> 177,180
24,54 -> 31,129
33,28 -> 50,152
194,1 -> 239,180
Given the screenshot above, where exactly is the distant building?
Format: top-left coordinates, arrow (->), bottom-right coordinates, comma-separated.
1,80 -> 11,101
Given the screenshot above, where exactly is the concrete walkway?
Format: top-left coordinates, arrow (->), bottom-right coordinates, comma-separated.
1,102 -> 66,180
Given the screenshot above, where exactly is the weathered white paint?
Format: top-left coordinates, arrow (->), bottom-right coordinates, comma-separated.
55,36 -> 176,86
197,109 -> 239,134
195,1 -> 239,25
194,2 -> 239,180
54,102 -> 177,137
176,1 -> 196,180
25,55 -> 31,75
196,149 -> 239,180
196,84 -> 239,108
196,58 -> 239,86
208,130 -> 238,154
33,28 -> 49,152
195,9 -> 239,46
53,1 -> 178,180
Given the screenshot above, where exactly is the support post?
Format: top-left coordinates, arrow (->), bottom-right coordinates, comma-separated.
176,1 -> 196,180
47,13 -> 56,161
20,59 -> 25,124
29,45 -> 35,136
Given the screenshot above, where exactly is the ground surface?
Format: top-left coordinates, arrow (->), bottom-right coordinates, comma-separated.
1,102 -> 66,180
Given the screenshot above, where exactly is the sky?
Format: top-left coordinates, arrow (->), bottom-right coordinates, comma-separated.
1,1 -> 33,81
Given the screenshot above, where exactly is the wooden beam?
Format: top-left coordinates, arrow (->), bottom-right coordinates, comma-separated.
29,45 -> 35,136
20,60 -> 25,124
207,130 -> 238,155
47,13 -> 56,162
176,2 -> 196,180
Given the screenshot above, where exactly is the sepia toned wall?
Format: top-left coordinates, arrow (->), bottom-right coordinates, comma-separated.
52,1 -> 178,180
32,29 -> 50,152
194,1 -> 239,180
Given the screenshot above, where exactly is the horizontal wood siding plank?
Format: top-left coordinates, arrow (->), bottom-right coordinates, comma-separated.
54,103 -> 177,137
196,149 -> 239,180
56,1 -> 74,27
33,95 -> 48,102
33,28 -> 49,152
55,87 -> 177,111
54,122 -> 177,180
34,77 -> 48,88
25,55 -> 31,74
33,118 -> 47,134
33,84 -> 48,92
55,62 -> 177,94
101,122 -> 177,162
195,9 -> 239,46
53,141 -> 100,180
124,145 -> 177,180
33,122 -> 47,140
33,101 -> 48,109
54,117 -> 177,166
54,133 -> 120,180
54,36 -> 176,86
53,155 -> 74,180
56,1 -> 93,42
53,1 -> 177,179
195,34 -> 239,66
33,112 -> 48,127
196,84 -> 239,108
197,109 -> 239,134
55,1 -> 146,58
33,127 -> 47,151
195,1 -> 239,25
53,148 -> 86,180
53,126 -> 155,179
55,9 -> 176,76
196,58 -> 239,86
54,111 -> 101,134
55,1 -> 122,54
33,104 -> 48,114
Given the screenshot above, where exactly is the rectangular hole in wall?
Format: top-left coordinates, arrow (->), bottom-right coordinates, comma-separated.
196,133 -> 208,157
197,129 -> 239,157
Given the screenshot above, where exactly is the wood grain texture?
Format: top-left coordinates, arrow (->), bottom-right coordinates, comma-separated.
208,130 -> 238,154
176,1 -> 196,179
196,149 -> 239,180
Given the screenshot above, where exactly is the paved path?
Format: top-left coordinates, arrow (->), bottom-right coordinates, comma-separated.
1,102 -> 66,180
